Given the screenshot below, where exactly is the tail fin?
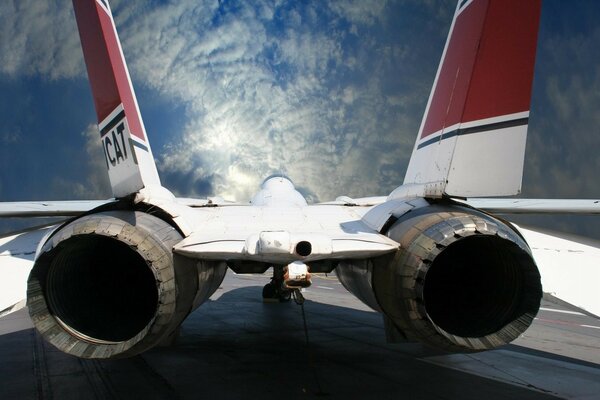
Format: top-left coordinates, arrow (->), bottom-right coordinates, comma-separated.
403,0 -> 541,198
73,0 -> 161,198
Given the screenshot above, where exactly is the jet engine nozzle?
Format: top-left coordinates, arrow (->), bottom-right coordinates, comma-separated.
337,204 -> 542,352
27,211 -> 226,359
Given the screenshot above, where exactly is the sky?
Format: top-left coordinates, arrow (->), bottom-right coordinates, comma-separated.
0,0 -> 599,238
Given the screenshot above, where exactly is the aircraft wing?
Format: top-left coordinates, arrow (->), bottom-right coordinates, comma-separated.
0,200 -> 111,217
0,200 -> 103,314
0,226 -> 57,315
0,198 -> 244,218
459,198 -> 600,214
513,225 -> 600,318
3,198 -> 597,217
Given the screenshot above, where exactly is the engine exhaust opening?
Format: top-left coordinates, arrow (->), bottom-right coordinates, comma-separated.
423,235 -> 540,338
27,210 -> 228,359
45,235 -> 158,343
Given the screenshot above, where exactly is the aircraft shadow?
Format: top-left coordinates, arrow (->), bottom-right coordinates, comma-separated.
0,285 -> 565,399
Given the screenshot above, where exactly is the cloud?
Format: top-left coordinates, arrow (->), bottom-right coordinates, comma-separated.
50,125 -> 111,200
0,128 -> 21,144
523,21 -> 600,199
0,0 -> 598,241
0,1 -> 84,80
327,0 -> 388,26
509,6 -> 600,239
0,0 -> 447,202
107,0 -> 429,202
80,124 -> 113,198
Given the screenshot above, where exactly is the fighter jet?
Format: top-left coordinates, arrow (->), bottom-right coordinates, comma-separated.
0,0 -> 598,359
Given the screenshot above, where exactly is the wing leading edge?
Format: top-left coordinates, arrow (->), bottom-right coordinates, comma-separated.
0,200 -> 111,217
459,198 -> 600,215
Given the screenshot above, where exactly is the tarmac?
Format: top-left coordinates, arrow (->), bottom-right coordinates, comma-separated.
1,271 -> 599,399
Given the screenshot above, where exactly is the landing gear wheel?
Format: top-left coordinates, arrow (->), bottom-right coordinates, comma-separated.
262,282 -> 277,300
279,289 -> 292,302
262,282 -> 292,303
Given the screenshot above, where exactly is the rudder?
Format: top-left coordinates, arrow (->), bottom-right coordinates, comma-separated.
73,0 -> 161,198
403,0 -> 541,198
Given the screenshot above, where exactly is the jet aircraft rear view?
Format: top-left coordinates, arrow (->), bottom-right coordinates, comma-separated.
1,0 -> 599,361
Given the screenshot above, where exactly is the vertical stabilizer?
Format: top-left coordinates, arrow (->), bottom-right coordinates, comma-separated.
73,0 -> 161,198
403,0 -> 541,197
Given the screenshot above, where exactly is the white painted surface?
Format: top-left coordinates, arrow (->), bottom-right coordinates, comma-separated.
98,105 -> 147,198
0,200 -> 110,217
174,204 -> 399,263
0,228 -> 54,313
516,225 -> 600,318
459,198 -> 600,214
404,117 -> 528,198
444,124 -> 528,197
250,176 -> 307,207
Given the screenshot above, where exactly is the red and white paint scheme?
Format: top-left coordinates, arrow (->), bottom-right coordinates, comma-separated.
1,0 -> 598,361
73,0 -> 161,198
403,0 -> 541,197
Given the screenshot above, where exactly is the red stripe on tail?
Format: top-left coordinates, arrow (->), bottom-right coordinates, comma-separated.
421,0 -> 540,139
73,0 -> 145,141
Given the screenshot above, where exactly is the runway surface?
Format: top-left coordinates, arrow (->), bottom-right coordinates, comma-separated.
1,271 -> 599,399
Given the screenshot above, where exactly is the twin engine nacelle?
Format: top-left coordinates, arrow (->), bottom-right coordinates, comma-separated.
27,211 -> 226,359
26,201 -> 543,357
337,202 -> 542,353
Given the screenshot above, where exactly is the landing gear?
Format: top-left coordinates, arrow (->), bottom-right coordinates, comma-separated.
262,267 -> 292,302
262,282 -> 291,302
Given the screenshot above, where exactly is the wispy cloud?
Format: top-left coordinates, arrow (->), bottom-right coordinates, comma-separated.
47,124 -> 111,200
0,128 -> 21,144
524,20 -> 600,199
510,6 -> 600,238
328,0 -> 388,26
0,0 -> 449,202
0,1 -> 83,80
108,0 -> 430,201
1,0 -> 597,242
